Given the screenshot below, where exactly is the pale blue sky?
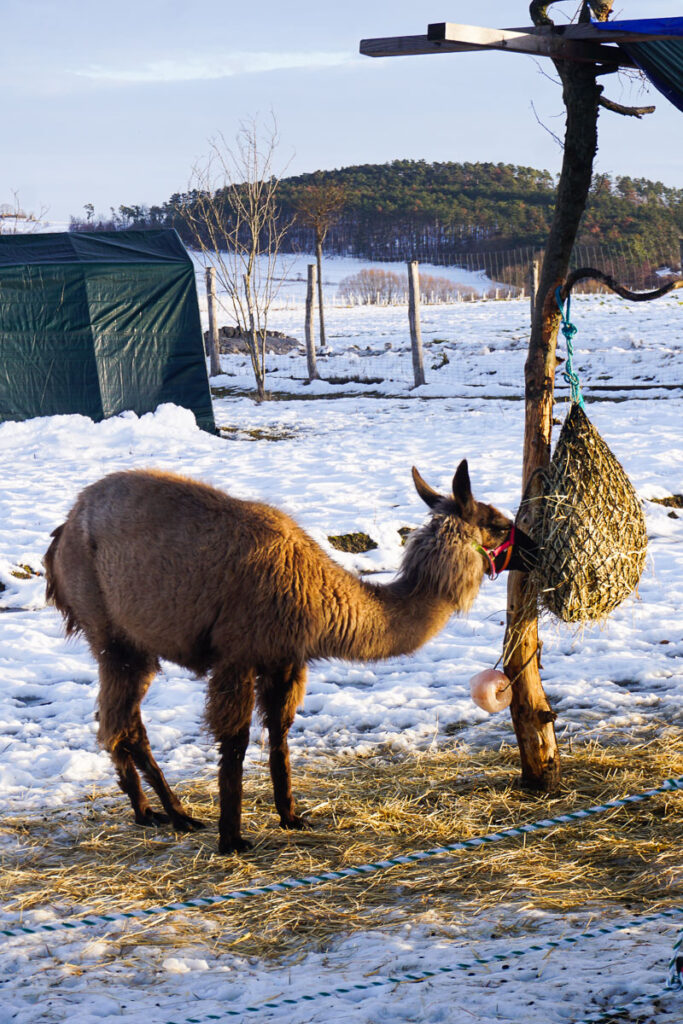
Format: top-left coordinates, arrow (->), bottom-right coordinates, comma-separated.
2,1 -> 681,223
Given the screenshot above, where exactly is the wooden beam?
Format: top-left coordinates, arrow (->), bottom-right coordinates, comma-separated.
359,34 -> 474,58
429,21 -> 683,45
426,23 -> 633,65
361,29 -> 633,66
359,33 -> 630,64
360,18 -> 681,63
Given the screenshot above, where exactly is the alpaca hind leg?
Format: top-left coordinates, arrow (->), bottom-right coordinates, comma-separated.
97,640 -> 203,831
124,707 -> 205,832
257,664 -> 308,830
111,741 -> 168,827
207,667 -> 255,854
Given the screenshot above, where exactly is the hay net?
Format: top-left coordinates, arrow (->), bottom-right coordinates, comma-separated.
531,403 -> 647,622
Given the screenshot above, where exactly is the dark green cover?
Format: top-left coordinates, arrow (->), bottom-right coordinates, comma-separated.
592,18 -> 683,114
0,229 -> 216,432
623,39 -> 683,114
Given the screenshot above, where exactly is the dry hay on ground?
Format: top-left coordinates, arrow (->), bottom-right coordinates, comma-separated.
1,729 -> 681,961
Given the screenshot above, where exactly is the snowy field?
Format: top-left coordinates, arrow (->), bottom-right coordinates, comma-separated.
0,269 -> 681,1022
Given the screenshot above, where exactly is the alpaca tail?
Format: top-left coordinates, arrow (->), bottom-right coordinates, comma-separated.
43,524 -> 79,636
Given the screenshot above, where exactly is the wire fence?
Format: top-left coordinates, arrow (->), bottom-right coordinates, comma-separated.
205,239 -> 683,396
306,235 -> 683,297
396,238 -> 683,295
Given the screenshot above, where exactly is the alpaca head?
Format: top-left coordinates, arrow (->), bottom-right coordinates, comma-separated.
405,461 -> 537,608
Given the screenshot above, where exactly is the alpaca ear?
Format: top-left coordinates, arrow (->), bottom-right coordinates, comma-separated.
452,460 -> 476,517
412,466 -> 444,509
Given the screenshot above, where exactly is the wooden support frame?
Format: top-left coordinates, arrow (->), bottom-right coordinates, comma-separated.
361,19 -> 683,66
427,22 -> 629,64
429,21 -> 683,45
360,26 -> 628,64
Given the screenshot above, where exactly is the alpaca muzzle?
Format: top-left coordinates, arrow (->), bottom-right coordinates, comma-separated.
475,526 -> 538,579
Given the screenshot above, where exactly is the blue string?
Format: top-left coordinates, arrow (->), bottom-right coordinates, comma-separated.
556,287 -> 585,409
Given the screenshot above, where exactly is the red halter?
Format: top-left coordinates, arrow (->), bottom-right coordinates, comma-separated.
475,525 -> 516,580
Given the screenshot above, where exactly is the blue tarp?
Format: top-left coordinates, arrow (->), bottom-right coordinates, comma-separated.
593,18 -> 683,113
593,18 -> 683,37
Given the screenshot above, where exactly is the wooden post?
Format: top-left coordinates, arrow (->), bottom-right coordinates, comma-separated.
205,267 -> 221,378
316,237 -> 326,350
305,264 -> 319,381
407,260 -> 426,387
528,257 -> 541,323
679,236 -> 683,276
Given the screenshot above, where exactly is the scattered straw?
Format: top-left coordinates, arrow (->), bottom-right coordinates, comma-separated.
1,730 -> 681,960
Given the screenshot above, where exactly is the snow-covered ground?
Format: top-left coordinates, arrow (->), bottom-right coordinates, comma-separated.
0,273 -> 681,1022
199,254 -> 683,396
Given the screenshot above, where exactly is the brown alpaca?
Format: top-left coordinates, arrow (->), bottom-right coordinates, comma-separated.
43,461 -> 536,853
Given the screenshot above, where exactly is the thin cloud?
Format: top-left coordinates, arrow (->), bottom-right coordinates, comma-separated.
76,51 -> 355,83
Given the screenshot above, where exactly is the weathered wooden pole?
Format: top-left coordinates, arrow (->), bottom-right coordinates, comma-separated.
315,235 -> 327,350
528,256 -> 542,323
407,260 -> 426,387
305,263 -> 319,381
505,2 -> 612,792
205,267 -> 221,377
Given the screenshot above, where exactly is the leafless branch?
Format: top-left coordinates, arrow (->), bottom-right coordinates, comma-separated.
182,113 -> 292,399
599,96 -> 655,117
0,190 -> 49,234
530,99 -> 565,148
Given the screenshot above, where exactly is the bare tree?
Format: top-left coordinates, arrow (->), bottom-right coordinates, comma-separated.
0,191 -> 48,234
183,114 -> 290,401
293,175 -> 347,349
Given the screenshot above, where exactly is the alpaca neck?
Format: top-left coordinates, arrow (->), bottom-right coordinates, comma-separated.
306,516 -> 483,664
315,572 -> 458,663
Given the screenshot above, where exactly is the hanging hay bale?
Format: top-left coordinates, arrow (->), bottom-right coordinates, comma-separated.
532,403 -> 647,622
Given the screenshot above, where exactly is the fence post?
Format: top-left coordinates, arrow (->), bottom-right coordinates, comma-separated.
205,267 -> 221,377
407,260 -> 426,387
305,264 -> 319,381
528,257 -> 541,322
679,236 -> 683,275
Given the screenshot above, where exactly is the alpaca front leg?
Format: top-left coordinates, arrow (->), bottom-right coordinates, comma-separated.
258,665 -> 308,831
269,730 -> 306,830
208,667 -> 256,854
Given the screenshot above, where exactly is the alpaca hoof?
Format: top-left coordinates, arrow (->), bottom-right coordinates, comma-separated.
136,808 -> 170,827
218,835 -> 254,855
280,814 -> 309,831
171,813 -> 206,833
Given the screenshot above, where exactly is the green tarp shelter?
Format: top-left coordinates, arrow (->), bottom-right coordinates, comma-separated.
0,229 -> 216,432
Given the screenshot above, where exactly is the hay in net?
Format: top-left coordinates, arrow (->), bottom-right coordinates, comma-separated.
532,403 -> 647,622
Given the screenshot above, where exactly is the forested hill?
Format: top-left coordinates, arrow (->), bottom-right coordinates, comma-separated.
278,161 -> 683,260
74,159 -> 683,263
277,161 -> 556,259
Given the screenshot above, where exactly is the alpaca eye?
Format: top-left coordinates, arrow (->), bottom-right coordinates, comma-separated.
489,522 -> 508,537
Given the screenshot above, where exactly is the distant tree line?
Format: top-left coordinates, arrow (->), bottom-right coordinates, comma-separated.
338,267 -> 479,305
70,159 -> 683,268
